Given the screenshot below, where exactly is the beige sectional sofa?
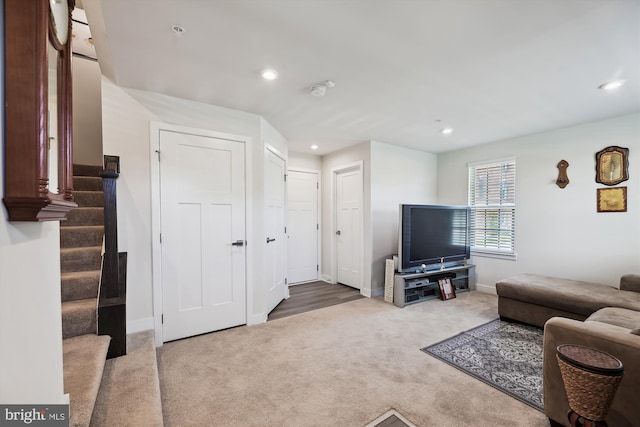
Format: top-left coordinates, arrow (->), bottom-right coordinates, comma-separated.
496,273 -> 640,427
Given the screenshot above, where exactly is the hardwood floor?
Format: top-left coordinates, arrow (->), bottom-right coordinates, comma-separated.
267,281 -> 364,321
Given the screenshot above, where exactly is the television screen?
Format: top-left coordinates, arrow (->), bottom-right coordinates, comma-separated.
399,204 -> 470,272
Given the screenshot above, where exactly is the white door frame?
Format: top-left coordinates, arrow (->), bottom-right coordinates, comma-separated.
149,121 -> 253,347
287,166 -> 321,285
330,161 -> 364,294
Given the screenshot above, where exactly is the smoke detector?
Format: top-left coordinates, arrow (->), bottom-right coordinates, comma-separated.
309,80 -> 335,97
310,85 -> 327,97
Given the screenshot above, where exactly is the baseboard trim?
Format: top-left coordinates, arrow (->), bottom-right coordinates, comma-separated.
370,287 -> 384,298
248,312 -> 267,326
475,283 -> 497,295
321,274 -> 333,283
127,317 -> 154,335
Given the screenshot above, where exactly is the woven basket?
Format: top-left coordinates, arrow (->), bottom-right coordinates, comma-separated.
557,355 -> 623,421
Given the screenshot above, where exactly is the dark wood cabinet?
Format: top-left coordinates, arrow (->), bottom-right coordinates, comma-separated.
3,0 -> 77,221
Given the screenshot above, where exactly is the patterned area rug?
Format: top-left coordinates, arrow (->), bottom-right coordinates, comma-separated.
421,319 -> 544,411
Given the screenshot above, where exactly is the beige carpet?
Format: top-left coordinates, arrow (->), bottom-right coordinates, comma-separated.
91,330 -> 164,426
157,292 -> 549,427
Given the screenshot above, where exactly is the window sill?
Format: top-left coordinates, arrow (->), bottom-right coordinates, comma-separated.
471,249 -> 517,261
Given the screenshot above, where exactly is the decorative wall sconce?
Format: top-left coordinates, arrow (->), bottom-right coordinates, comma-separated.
556,160 -> 569,188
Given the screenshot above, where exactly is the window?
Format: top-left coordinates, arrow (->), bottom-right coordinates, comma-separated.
468,158 -> 516,259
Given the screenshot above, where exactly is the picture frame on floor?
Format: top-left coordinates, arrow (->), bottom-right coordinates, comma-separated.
439,278 -> 456,300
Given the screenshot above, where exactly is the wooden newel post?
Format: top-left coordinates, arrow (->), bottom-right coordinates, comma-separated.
100,168 -> 119,299
98,155 -> 127,358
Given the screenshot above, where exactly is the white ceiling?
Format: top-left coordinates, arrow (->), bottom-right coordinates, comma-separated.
82,0 -> 640,155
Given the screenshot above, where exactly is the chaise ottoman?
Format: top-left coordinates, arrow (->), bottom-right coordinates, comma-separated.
496,273 -> 640,328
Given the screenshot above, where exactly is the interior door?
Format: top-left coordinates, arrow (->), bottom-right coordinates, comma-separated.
160,129 -> 246,342
287,170 -> 319,284
264,149 -> 287,314
335,168 -> 362,289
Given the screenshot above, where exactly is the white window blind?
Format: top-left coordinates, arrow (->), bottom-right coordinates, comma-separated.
468,159 -> 516,256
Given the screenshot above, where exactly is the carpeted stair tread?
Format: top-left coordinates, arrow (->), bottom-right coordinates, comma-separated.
91,331 -> 164,427
63,334 -> 111,427
73,176 -> 103,191
73,191 -> 104,207
61,270 -> 101,302
62,298 -> 98,339
61,226 -> 104,249
61,246 -> 102,273
73,164 -> 103,177
63,207 -> 104,227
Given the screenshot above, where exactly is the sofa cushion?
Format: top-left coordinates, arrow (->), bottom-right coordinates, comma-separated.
631,329 -> 640,336
496,274 -> 640,316
586,307 -> 640,330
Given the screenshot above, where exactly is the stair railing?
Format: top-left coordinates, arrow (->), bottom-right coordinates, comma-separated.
98,155 -> 127,358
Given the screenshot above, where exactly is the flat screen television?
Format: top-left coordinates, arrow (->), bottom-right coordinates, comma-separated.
398,204 -> 470,273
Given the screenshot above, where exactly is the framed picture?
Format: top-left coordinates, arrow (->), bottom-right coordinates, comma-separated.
438,278 -> 456,300
597,187 -> 627,212
595,146 -> 629,186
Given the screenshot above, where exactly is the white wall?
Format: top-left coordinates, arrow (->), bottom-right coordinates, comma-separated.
261,118 -> 288,156
437,113 -> 640,291
101,78 -> 287,331
321,142 -> 371,293
288,152 -> 322,170
0,0 -> 66,403
72,57 -> 103,165
370,141 -> 438,293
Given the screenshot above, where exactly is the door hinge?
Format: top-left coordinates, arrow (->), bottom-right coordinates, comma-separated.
284,226 -> 287,234
285,278 -> 288,285
284,174 -> 287,182
317,264 -> 319,271
317,224 -> 319,230
160,233 -> 162,243
316,182 -> 319,189
155,150 -> 160,161
161,314 -> 164,324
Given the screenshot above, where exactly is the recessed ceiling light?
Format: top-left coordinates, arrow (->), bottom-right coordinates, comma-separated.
441,128 -> 454,135
598,80 -> 625,91
261,69 -> 279,81
310,144 -> 319,150
172,24 -> 185,35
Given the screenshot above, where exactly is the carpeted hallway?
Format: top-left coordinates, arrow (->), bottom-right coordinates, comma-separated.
156,292 -> 549,426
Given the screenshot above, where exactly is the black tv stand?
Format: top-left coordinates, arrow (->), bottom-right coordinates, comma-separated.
393,264 -> 475,308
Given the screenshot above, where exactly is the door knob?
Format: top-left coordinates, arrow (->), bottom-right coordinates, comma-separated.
231,240 -> 245,246
336,230 -> 341,235
266,237 -> 276,243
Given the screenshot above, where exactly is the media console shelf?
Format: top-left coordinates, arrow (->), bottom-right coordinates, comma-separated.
393,264 -> 476,308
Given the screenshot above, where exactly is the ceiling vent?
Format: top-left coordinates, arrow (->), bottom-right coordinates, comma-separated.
172,24 -> 185,35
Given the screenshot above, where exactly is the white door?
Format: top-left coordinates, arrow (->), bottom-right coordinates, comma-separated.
335,168 -> 362,289
160,130 -> 246,342
264,149 -> 287,314
287,170 -> 319,284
